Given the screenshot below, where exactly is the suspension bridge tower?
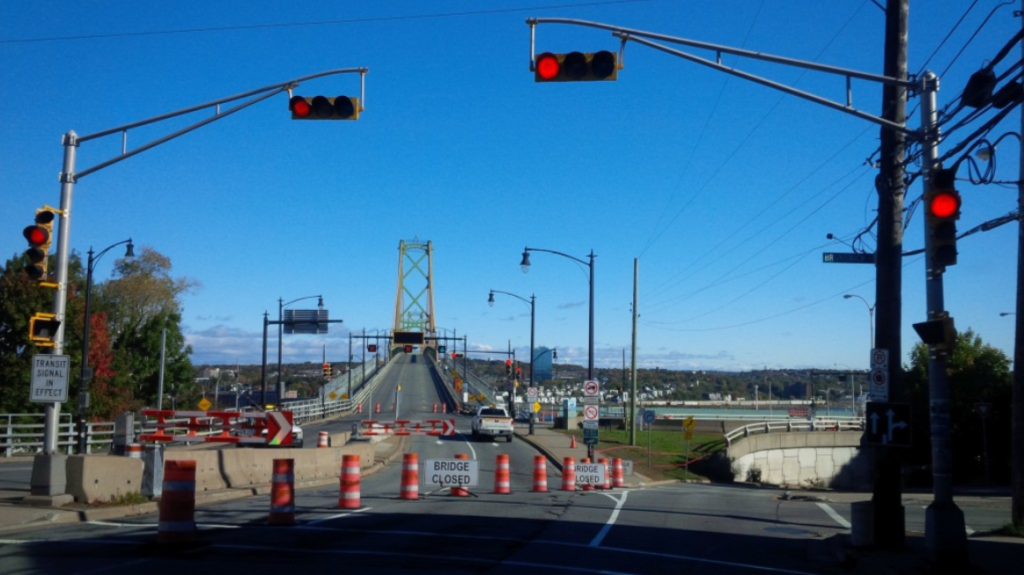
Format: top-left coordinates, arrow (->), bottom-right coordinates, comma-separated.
392,239 -> 436,353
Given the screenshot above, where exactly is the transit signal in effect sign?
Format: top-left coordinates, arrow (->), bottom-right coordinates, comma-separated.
31,354 -> 70,403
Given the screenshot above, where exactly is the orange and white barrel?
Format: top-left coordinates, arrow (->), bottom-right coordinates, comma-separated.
611,458 -> 625,488
494,454 -> 511,494
158,459 -> 196,544
339,454 -> 361,509
442,403 -> 447,414
125,443 -> 143,458
532,455 -> 548,492
561,457 -> 575,491
317,431 -> 330,448
400,453 -> 419,500
269,458 -> 295,525
598,458 -> 611,489
375,402 -> 381,413
432,402 -> 437,413
581,458 -> 594,491
357,402 -> 363,414
451,453 -> 470,497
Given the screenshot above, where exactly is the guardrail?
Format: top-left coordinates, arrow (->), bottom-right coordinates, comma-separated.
1,357 -> 392,457
723,417 -> 864,446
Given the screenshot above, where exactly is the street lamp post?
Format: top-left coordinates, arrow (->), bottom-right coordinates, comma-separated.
843,294 -> 876,350
521,247 -> 595,380
277,294 -> 323,402
488,290 -> 536,389
77,238 -> 134,454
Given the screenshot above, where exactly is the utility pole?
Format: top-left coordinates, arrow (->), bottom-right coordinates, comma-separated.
1013,0 -> 1024,531
870,0 -> 909,550
630,258 -> 639,446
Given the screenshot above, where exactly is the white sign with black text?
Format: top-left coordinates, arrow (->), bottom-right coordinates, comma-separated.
31,354 -> 70,403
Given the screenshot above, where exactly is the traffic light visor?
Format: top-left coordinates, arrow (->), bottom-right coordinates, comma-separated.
929,192 -> 960,219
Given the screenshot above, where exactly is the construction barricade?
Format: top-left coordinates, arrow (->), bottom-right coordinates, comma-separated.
532,455 -> 548,492
494,454 -> 511,494
158,459 -> 196,544
269,458 -> 295,525
340,454 -> 361,509
400,453 -> 419,500
611,458 -> 625,488
561,457 -> 575,491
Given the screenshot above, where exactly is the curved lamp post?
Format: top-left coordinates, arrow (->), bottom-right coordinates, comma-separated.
77,238 -> 134,454
277,294 -> 323,399
843,294 -> 876,350
488,290 -> 536,389
521,247 -> 595,380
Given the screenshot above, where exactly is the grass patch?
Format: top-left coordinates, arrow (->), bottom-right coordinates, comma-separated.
990,523 -> 1024,538
559,427 -> 727,483
93,491 -> 149,507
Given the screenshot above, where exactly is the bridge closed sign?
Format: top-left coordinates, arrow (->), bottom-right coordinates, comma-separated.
425,458 -> 478,486
574,462 -> 606,486
31,354 -> 70,403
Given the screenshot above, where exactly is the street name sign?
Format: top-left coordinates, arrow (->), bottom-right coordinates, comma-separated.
31,354 -> 70,403
822,252 -> 875,264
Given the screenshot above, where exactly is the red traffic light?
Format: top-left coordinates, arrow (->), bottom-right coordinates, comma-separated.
290,95 -> 360,120
505,359 -> 512,366
368,344 -> 377,352
403,345 -> 413,353
451,352 -> 457,359
928,191 -> 960,219
534,51 -> 618,82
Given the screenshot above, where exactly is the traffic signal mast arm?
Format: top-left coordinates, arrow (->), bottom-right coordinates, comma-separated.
527,17 -> 918,136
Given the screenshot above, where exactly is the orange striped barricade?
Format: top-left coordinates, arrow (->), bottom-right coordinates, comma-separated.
451,453 -> 470,497
269,458 -> 295,525
598,458 -> 611,489
532,455 -> 548,493
339,454 -> 361,509
158,459 -> 196,544
125,443 -> 143,459
400,453 -> 419,500
611,458 -> 625,488
494,454 -> 511,494
580,458 -> 594,491
317,431 -> 330,448
561,457 -> 575,491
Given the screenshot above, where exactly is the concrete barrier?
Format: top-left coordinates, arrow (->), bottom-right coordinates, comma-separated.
66,454 -> 144,504
66,439 -> 377,500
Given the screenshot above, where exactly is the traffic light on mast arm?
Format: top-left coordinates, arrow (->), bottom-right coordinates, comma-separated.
925,167 -> 961,273
289,95 -> 360,120
534,50 -> 618,82
505,359 -> 513,376
23,207 -> 59,284
323,363 -> 332,378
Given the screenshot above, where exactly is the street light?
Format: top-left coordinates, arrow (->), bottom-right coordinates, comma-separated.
278,294 -> 323,402
488,290 -> 536,389
521,247 -> 595,380
77,238 -> 134,454
843,294 -> 876,350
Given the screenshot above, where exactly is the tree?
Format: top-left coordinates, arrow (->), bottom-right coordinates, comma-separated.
905,329 -> 1013,483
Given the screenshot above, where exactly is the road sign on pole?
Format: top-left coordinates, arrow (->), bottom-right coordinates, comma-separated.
869,348 -> 889,401
30,354 -> 70,403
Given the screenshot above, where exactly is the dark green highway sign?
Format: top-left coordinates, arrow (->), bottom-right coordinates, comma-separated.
822,252 -> 875,264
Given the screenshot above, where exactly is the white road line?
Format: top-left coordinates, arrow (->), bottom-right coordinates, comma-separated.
590,491 -> 630,547
816,502 -> 852,529
300,507 -> 372,527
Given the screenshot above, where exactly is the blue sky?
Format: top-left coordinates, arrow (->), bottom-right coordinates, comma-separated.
1,1 -> 1019,374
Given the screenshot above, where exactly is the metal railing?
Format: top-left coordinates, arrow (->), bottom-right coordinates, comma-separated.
723,417 -> 864,446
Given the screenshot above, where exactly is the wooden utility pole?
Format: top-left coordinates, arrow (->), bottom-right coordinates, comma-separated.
871,0 -> 909,549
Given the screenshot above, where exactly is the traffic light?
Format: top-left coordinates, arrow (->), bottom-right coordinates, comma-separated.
367,344 -> 377,353
289,95 -> 360,120
23,208 -> 57,281
925,168 -> 961,272
29,312 -> 61,347
534,51 -> 618,82
451,352 -> 457,360
505,359 -> 513,376
403,345 -> 413,353
323,363 -> 332,378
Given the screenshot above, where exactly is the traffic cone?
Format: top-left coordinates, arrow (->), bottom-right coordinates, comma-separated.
269,458 -> 295,525
561,457 -> 576,491
339,454 -> 361,509
451,454 -> 470,497
400,453 -> 419,500
611,458 -> 625,488
570,435 -> 576,449
158,459 -> 196,544
532,455 -> 548,492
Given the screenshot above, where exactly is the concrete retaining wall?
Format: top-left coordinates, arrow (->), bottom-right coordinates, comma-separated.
67,434 -> 375,503
727,431 -> 870,489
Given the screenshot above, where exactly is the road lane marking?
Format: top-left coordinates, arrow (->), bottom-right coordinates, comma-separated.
300,507 -> 372,527
815,502 -> 851,529
590,491 -> 630,547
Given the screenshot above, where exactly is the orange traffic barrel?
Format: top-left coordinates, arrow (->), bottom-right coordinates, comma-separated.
611,458 -> 625,488
581,458 -> 594,491
269,458 -> 295,525
317,431 -> 330,448
532,455 -> 548,492
400,453 -> 419,500
158,459 -> 196,544
561,457 -> 575,491
125,443 -> 143,458
598,457 -> 610,489
451,454 -> 470,497
339,454 -> 361,509
494,454 -> 511,494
